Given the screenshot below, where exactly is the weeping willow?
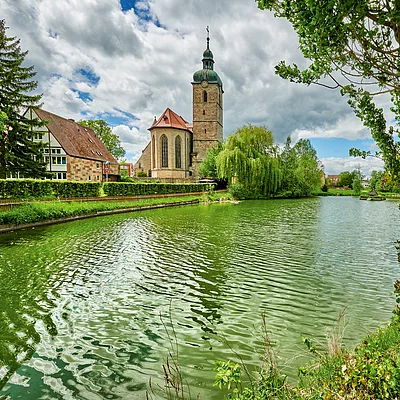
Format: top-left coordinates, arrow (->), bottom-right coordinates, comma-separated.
216,125 -> 283,197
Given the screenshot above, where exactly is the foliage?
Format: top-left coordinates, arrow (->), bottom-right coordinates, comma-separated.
0,110 -> 6,133
136,171 -> 148,177
214,361 -> 242,390
352,168 -> 363,196
78,119 -> 126,161
337,171 -> 353,188
378,171 -> 400,192
369,170 -> 384,191
320,184 -> 328,192
228,183 -> 260,200
0,179 -> 215,200
257,0 -> 400,181
198,142 -> 223,178
0,179 -> 101,199
0,20 -> 49,179
279,137 -> 322,197
216,125 -> 282,198
337,170 -> 363,190
103,182 -> 214,197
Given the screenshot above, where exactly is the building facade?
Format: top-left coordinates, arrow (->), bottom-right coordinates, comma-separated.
134,33 -> 223,180
25,107 -> 119,182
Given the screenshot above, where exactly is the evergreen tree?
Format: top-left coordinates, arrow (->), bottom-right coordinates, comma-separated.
0,20 -> 48,179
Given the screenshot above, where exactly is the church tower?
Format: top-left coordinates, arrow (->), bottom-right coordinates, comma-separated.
191,28 -> 223,178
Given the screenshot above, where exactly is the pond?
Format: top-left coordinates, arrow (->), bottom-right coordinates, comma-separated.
0,197 -> 399,399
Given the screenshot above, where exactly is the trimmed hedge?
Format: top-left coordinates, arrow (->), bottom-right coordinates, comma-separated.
0,179 -> 101,199
103,182 -> 213,196
0,179 -> 214,200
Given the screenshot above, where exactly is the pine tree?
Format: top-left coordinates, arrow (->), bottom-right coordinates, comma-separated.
0,20 -> 48,179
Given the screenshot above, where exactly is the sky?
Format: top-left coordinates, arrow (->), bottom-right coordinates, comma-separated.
2,0 -> 393,177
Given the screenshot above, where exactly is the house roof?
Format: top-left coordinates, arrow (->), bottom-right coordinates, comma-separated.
149,108 -> 192,132
34,108 -> 116,163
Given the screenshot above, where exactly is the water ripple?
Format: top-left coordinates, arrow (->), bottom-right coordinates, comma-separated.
0,198 -> 399,399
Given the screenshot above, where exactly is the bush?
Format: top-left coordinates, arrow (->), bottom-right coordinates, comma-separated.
136,171 -> 147,177
321,184 -> 328,192
103,182 -> 214,197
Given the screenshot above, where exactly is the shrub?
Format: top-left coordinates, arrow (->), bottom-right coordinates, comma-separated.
136,171 -> 147,177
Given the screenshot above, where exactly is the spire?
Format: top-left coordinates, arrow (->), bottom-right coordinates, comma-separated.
202,26 -> 214,70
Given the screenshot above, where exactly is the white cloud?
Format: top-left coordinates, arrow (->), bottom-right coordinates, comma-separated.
1,0 -> 396,165
291,114 -> 370,141
321,157 -> 384,178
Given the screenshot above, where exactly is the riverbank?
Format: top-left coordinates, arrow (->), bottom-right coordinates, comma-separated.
0,193 -> 228,233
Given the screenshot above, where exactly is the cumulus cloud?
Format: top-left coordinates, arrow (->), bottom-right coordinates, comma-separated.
1,0 -> 395,172
322,157 -> 384,178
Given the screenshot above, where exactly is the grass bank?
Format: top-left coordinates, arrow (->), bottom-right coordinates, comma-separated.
0,194 -> 222,230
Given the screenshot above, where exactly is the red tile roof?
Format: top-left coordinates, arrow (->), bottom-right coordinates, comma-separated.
34,108 -> 116,163
149,108 -> 192,132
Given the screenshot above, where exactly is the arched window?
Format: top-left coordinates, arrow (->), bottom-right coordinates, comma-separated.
151,135 -> 155,169
175,135 -> 182,168
161,135 -> 168,168
203,91 -> 207,103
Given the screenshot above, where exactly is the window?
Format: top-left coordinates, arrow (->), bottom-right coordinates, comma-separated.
51,149 -> 56,154
203,91 -> 207,102
96,163 -> 100,169
56,149 -> 61,154
54,172 -> 66,180
175,135 -> 181,169
45,156 -> 49,163
161,135 -> 168,168
52,157 -> 57,164
152,135 -> 155,169
203,110 -> 206,115
44,148 -> 49,153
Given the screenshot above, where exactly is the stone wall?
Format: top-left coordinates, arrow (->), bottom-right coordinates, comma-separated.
150,127 -> 192,178
134,142 -> 151,176
67,156 -> 103,182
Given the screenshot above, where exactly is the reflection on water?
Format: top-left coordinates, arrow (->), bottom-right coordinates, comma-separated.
0,197 -> 399,399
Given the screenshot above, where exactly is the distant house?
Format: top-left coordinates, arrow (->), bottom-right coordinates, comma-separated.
327,174 -> 339,185
361,179 -> 370,188
25,107 -> 119,182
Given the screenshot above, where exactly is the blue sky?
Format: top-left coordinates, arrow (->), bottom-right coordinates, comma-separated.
2,0 -> 391,176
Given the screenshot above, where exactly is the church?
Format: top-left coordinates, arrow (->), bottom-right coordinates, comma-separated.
134,32 -> 223,180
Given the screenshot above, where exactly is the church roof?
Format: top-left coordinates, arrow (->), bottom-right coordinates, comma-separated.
149,108 -> 192,132
33,108 -> 117,163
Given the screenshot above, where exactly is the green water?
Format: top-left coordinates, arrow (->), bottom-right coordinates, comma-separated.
0,197 -> 399,399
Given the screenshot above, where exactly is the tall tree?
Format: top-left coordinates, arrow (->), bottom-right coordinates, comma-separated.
198,142 -> 223,178
216,125 -> 282,197
78,119 -> 126,161
0,20 -> 48,179
257,0 -> 400,180
280,137 -> 322,197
